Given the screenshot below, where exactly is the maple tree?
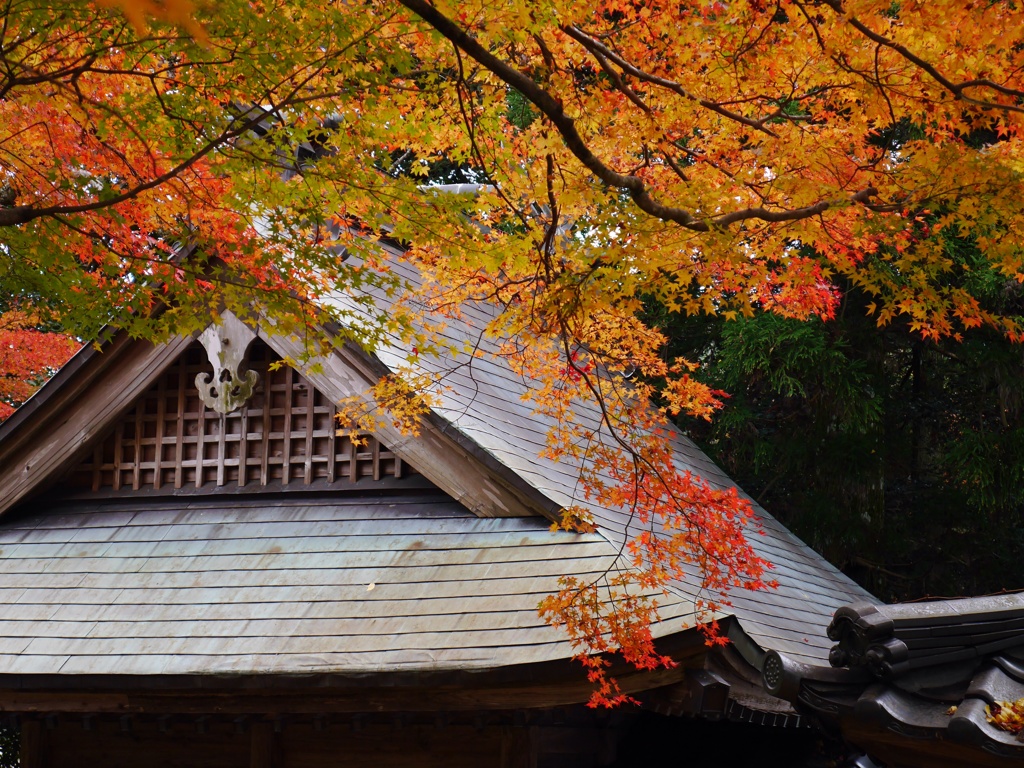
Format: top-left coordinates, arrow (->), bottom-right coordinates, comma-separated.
0,312 -> 78,421
4,0 -> 1024,702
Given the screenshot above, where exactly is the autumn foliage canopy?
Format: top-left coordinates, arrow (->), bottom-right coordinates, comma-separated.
0,313 -> 78,419
3,0 -> 1024,702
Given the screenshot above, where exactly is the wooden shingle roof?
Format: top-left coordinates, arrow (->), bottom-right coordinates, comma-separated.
0,242 -> 874,694
0,495 -> 695,677
340,249 -> 875,668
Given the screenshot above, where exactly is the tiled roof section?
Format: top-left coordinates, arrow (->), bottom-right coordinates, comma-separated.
828,596 -> 1024,678
764,595 -> 1024,767
0,495 -> 696,677
336,249 -> 875,667
765,652 -> 1024,767
821,658 -> 1024,766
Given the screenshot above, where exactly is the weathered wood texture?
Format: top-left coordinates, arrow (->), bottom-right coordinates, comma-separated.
0,496 -> 696,677
46,716 -> 249,768
328,247 -> 877,666
0,659 -> 696,714
279,723 -> 503,768
20,718 -> 44,768
250,722 -> 276,768
70,341 -> 413,493
0,334 -> 194,515
501,727 -> 535,768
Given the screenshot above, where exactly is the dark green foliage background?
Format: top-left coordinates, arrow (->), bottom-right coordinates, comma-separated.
654,264 -> 1024,602
0,724 -> 16,768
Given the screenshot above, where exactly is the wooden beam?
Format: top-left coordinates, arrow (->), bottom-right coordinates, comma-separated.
267,333 -> 554,520
20,718 -> 45,768
500,726 -> 535,768
0,334 -> 194,516
250,721 -> 275,768
0,660 -> 699,716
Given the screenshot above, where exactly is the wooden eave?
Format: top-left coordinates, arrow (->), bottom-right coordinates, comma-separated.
0,630 -> 711,715
0,332 -> 195,516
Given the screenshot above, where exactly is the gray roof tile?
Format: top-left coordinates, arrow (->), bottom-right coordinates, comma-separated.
0,497 -> 696,676
333,252 -> 874,665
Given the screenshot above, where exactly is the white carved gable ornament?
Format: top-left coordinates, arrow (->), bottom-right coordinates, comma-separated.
195,311 -> 260,414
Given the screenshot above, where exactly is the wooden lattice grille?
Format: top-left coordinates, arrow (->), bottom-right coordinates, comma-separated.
71,341 -> 411,492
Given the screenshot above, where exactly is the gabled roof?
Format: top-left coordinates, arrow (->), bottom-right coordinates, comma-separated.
322,246 -> 875,666
0,247 -> 873,693
0,326 -> 548,521
0,329 -> 709,712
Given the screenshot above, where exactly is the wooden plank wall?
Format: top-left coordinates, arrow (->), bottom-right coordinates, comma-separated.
14,713 -> 622,768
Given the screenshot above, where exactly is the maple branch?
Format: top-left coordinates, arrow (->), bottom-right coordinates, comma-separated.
399,0 -> 698,226
585,45 -> 651,115
400,0 -> 881,232
540,154 -> 561,273
561,25 -> 778,137
0,55 -> 339,231
659,148 -> 690,183
557,329 -> 736,583
0,124 -> 239,227
791,0 -> 828,52
824,0 -> 1024,114
451,45 -> 530,230
730,1 -> 785,62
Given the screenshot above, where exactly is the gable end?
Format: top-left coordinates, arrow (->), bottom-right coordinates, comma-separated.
64,340 -> 422,496
0,321 -> 561,520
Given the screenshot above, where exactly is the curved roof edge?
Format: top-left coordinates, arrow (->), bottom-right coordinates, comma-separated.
762,594 -> 1024,767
